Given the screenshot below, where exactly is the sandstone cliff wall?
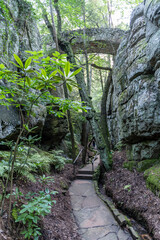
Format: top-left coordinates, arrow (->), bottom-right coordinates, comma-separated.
108,0 -> 160,161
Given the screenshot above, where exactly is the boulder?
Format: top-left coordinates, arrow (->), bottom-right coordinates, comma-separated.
41,113 -> 68,150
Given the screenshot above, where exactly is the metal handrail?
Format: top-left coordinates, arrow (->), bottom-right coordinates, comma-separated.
73,147 -> 84,175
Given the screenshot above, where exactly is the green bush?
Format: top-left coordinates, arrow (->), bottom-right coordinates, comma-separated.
14,189 -> 57,239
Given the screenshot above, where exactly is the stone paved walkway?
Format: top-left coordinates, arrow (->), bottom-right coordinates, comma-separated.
69,162 -> 133,240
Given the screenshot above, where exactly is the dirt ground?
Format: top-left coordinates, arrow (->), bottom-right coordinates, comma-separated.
0,164 -> 81,240
104,151 -> 160,240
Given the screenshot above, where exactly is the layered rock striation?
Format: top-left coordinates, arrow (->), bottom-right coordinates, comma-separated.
108,0 -> 160,161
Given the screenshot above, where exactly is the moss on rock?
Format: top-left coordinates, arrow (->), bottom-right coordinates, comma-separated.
144,163 -> 160,194
137,159 -> 158,172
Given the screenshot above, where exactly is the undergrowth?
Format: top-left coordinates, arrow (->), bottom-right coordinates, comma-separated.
0,147 -> 68,182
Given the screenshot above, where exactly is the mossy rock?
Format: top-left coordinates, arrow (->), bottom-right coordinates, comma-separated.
123,161 -> 137,171
144,163 -> 160,194
137,159 -> 159,172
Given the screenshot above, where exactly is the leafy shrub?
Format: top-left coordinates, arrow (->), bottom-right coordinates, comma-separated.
14,189 -> 57,239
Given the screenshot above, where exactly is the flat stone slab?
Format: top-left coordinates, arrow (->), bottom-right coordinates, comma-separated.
69,176 -> 133,240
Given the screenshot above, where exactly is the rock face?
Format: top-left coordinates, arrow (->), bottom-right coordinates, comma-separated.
0,0 -> 42,142
0,0 -> 67,146
0,0 -> 41,67
108,0 -> 160,161
41,113 -> 68,150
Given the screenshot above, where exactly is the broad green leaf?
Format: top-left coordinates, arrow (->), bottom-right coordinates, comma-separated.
57,69 -> 64,76
49,85 -> 56,90
0,94 -> 5,99
49,70 -> 57,78
10,61 -> 21,68
0,64 -> 5,69
52,51 -> 60,57
37,84 -> 45,90
53,76 -> 63,82
70,68 -> 82,77
65,61 -> 70,77
25,58 -> 32,69
66,83 -> 72,92
14,54 -> 24,68
25,77 -> 31,86
41,69 -> 47,78
67,79 -> 78,87
33,60 -> 40,63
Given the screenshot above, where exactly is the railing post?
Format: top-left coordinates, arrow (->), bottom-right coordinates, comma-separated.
92,162 -> 94,172
73,147 -> 84,175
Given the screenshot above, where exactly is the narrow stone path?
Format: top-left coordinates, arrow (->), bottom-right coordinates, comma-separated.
69,161 -> 133,240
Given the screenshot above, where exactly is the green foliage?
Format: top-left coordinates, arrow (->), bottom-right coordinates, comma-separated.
0,50 -> 86,188
0,51 -> 85,114
93,165 -> 100,181
0,148 -> 67,182
123,161 -> 137,171
124,184 -> 131,192
0,0 -> 13,23
37,174 -> 54,185
15,189 -> 57,239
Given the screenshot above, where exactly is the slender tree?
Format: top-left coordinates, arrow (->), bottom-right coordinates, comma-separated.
37,0 -> 76,160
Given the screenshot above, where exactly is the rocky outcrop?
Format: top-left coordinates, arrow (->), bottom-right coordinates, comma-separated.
45,27 -> 125,56
62,28 -> 125,55
0,0 -> 43,142
41,113 -> 68,150
0,0 -> 67,146
108,0 -> 160,161
0,0 -> 41,67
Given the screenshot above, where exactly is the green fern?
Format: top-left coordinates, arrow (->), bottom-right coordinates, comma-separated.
0,147 -> 67,182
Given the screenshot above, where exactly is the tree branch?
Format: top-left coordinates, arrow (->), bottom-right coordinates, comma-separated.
91,63 -> 112,71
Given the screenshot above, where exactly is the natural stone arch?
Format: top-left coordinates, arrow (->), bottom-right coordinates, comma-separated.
46,27 -> 125,55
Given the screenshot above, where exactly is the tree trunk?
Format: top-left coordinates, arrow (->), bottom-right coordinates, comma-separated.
99,69 -> 104,91
59,39 -> 111,170
41,0 -> 76,161
81,117 -> 89,164
49,0 -> 59,51
81,0 -> 90,164
101,71 -> 112,150
63,82 -> 76,160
